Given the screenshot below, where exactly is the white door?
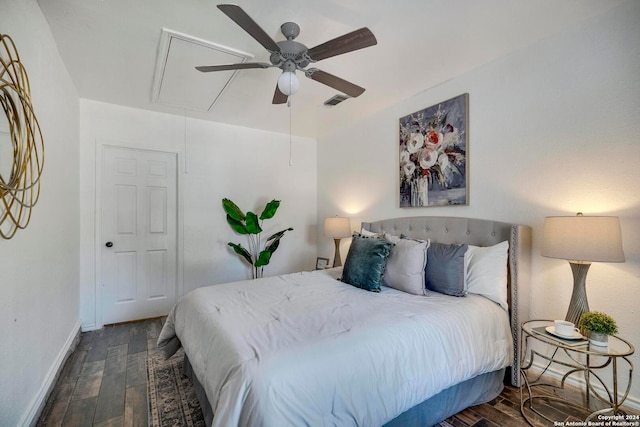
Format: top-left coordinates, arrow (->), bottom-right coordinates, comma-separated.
101,146 -> 178,324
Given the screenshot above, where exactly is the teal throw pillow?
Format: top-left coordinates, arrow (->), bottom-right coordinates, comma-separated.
341,235 -> 394,292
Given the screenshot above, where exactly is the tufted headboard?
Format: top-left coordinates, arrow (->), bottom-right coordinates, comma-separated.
362,216 -> 531,386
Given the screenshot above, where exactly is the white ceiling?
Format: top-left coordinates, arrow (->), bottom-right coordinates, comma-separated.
37,0 -> 622,138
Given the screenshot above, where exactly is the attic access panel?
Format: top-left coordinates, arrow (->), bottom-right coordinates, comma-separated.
152,28 -> 253,111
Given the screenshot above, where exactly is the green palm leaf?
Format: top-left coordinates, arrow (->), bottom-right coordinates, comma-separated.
222,198 -> 245,221
227,242 -> 253,265
245,212 -> 262,234
226,215 -> 248,234
264,228 -> 293,255
255,250 -> 272,267
259,199 -> 280,220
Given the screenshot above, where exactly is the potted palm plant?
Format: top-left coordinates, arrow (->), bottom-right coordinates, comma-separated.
222,198 -> 293,279
579,311 -> 618,347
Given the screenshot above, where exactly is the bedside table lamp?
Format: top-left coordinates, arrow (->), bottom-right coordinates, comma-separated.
541,213 -> 625,325
324,216 -> 351,268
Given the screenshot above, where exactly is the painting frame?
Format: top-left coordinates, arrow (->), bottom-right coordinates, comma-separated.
315,257 -> 329,270
399,93 -> 469,207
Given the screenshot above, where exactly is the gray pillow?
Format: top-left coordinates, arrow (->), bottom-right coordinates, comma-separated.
425,242 -> 468,296
382,238 -> 429,295
341,235 -> 394,292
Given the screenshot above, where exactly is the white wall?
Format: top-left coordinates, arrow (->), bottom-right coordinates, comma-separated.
317,0 -> 640,406
0,0 -> 81,425
79,100 -> 317,330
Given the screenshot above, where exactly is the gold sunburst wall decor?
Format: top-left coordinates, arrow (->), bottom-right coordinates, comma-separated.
0,34 -> 44,239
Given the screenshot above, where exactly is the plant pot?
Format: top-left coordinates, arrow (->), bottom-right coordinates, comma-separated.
588,331 -> 609,347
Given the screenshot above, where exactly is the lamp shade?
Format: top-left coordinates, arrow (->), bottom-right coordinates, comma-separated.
277,71 -> 299,96
541,215 -> 624,263
324,217 -> 351,238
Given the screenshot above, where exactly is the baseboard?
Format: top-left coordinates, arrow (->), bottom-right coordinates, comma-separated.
19,318 -> 82,427
530,360 -> 640,411
81,322 -> 98,332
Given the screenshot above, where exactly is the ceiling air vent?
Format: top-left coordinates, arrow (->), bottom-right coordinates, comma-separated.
324,94 -> 350,106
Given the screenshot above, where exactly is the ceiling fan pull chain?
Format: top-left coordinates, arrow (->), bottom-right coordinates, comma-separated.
288,97 -> 293,167
183,109 -> 189,174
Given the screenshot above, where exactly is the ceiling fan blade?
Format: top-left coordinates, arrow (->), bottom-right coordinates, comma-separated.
272,84 -> 288,104
306,69 -> 365,97
196,62 -> 271,72
307,27 -> 377,62
217,4 -> 280,52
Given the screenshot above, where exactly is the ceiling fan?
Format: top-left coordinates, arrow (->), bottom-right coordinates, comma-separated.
196,4 -> 377,104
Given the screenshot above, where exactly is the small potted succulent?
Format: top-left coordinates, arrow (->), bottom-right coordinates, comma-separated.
579,311 -> 618,347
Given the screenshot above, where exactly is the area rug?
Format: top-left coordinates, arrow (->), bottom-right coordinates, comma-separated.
147,350 -> 453,427
147,349 -> 205,427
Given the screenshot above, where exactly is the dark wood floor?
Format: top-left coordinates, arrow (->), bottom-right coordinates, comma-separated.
37,318 -> 164,426
37,317 -> 637,426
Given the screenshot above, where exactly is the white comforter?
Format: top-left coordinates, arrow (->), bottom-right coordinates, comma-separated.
158,268 -> 513,427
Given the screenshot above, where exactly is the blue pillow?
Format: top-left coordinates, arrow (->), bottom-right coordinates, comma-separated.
341,235 -> 394,292
425,242 -> 468,296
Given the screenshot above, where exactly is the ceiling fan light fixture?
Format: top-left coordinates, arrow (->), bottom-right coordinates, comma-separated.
277,71 -> 299,96
198,5 -> 378,104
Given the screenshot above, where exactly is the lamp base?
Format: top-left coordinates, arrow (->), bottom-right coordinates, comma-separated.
333,238 -> 342,268
565,261 -> 591,326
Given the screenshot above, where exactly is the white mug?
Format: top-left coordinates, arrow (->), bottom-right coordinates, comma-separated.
554,320 -> 579,337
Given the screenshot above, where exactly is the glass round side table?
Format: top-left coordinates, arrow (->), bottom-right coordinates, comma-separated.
520,319 -> 634,425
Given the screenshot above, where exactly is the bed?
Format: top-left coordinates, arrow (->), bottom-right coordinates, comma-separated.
158,216 -> 531,426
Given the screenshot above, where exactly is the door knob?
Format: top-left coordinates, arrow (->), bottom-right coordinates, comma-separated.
105,241 -> 113,248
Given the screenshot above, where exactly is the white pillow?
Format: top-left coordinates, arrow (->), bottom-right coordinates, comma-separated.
465,241 -> 509,310
383,232 -> 401,244
360,228 -> 383,238
382,237 -> 429,295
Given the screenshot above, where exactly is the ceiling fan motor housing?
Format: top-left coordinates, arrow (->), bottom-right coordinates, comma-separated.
273,40 -> 310,70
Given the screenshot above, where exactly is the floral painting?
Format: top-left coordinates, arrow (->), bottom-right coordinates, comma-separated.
399,93 -> 468,207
